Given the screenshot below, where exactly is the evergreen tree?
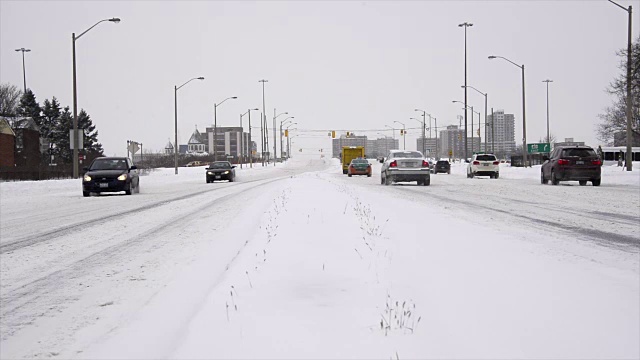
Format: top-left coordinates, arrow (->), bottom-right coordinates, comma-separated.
17,89 -> 42,124
78,109 -> 104,158
52,106 -> 73,164
41,97 -> 62,164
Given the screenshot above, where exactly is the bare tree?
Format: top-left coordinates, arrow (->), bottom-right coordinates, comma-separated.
0,83 -> 23,117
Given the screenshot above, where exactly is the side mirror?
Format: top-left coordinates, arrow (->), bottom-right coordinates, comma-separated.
542,156 -> 549,162
232,165 -> 236,169
130,165 -> 138,170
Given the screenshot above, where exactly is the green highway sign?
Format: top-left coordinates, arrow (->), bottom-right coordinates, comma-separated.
527,143 -> 551,154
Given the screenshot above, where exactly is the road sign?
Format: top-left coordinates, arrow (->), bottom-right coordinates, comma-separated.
448,149 -> 453,156
527,143 -> 551,154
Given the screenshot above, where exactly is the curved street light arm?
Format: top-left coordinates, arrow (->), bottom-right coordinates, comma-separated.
217,96 -> 238,107
608,0 -> 628,11
462,85 -> 487,96
76,18 -> 120,41
275,112 -> 288,120
488,55 -> 522,69
177,77 -> 204,91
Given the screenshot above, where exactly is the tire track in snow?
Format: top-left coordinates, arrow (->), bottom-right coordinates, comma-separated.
0,177 -> 270,254
392,186 -> 639,250
0,177 -> 283,342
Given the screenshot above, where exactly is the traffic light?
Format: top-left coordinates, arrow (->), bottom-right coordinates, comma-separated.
346,131 -> 351,137
331,131 -> 336,138
285,129 -> 289,137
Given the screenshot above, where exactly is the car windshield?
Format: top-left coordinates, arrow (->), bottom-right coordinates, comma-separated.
351,159 -> 369,164
562,148 -> 596,157
209,162 -> 231,169
89,158 -> 128,170
437,161 -> 449,165
476,155 -> 497,161
392,151 -> 423,159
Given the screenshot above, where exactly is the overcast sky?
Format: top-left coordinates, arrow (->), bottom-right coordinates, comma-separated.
1,0 -> 637,157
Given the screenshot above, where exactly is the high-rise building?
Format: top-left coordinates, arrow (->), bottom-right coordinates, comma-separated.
416,138 -> 439,158
486,110 -> 516,158
439,125 -> 465,159
205,126 -> 250,161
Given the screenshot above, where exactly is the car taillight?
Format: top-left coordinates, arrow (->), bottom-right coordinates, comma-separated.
558,159 -> 570,165
493,161 -> 500,165
592,159 -> 602,166
473,161 -> 480,165
422,160 -> 429,168
390,161 -> 397,168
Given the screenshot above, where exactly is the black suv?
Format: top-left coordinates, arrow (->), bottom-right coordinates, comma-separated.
541,146 -> 601,186
434,160 -> 451,174
82,157 -> 139,196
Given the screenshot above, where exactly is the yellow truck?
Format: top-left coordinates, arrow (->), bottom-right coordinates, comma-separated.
341,146 -> 365,174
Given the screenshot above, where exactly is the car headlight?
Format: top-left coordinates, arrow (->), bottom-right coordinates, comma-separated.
83,175 -> 91,182
207,171 -> 213,175
117,174 -> 127,181
223,171 -> 229,174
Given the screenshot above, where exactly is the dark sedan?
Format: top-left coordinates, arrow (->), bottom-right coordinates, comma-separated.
541,146 -> 602,186
206,161 -> 236,183
434,160 -> 451,174
82,157 -> 139,196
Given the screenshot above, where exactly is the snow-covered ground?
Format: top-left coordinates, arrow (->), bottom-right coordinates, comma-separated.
1,159 -> 638,359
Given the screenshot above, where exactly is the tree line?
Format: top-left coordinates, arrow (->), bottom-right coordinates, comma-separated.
597,36 -> 640,146
0,83 -> 104,165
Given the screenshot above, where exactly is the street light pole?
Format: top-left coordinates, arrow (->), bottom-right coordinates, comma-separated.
280,117 -> 295,159
72,17 -> 120,179
259,79 -> 268,165
608,0 -> 633,171
273,111 -> 288,164
415,109 -> 427,155
213,96 -> 238,162
489,55 -> 528,167
459,21 -> 473,161
174,77 -> 205,175
462,85 -> 488,152
15,48 -> 31,93
542,79 -> 553,145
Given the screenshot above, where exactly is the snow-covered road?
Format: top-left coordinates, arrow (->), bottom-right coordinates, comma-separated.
1,158 -> 638,359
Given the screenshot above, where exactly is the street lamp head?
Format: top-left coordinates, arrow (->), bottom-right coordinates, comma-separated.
197,77 -> 204,80
231,96 -> 238,99
458,22 -> 473,27
488,56 -> 497,59
252,108 -> 259,111
108,18 -> 121,23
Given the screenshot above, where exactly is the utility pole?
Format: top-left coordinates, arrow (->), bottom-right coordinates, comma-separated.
273,108 -> 277,166
459,22 -> 473,161
259,79 -> 268,165
543,79 -> 553,145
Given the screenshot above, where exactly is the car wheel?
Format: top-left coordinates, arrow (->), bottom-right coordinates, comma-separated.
125,184 -> 132,195
579,180 -> 587,186
469,171 -> 475,178
348,173 -> 352,177
423,177 -> 430,186
135,182 -> 140,193
551,170 -> 559,185
541,172 -> 548,184
83,191 -> 89,197
494,173 -> 499,179
447,170 -> 450,174
343,169 -> 348,175
367,174 -> 371,177
229,177 -> 234,182
592,179 -> 601,186
380,175 -> 385,185
385,174 -> 392,186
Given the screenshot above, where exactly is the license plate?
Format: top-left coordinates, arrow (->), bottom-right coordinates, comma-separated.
576,161 -> 584,165
215,176 -> 221,179
100,183 -> 109,188
483,163 -> 489,166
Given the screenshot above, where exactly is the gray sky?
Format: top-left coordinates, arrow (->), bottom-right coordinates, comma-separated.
1,0 -> 637,157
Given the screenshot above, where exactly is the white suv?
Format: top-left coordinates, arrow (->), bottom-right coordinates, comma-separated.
467,153 -> 500,179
